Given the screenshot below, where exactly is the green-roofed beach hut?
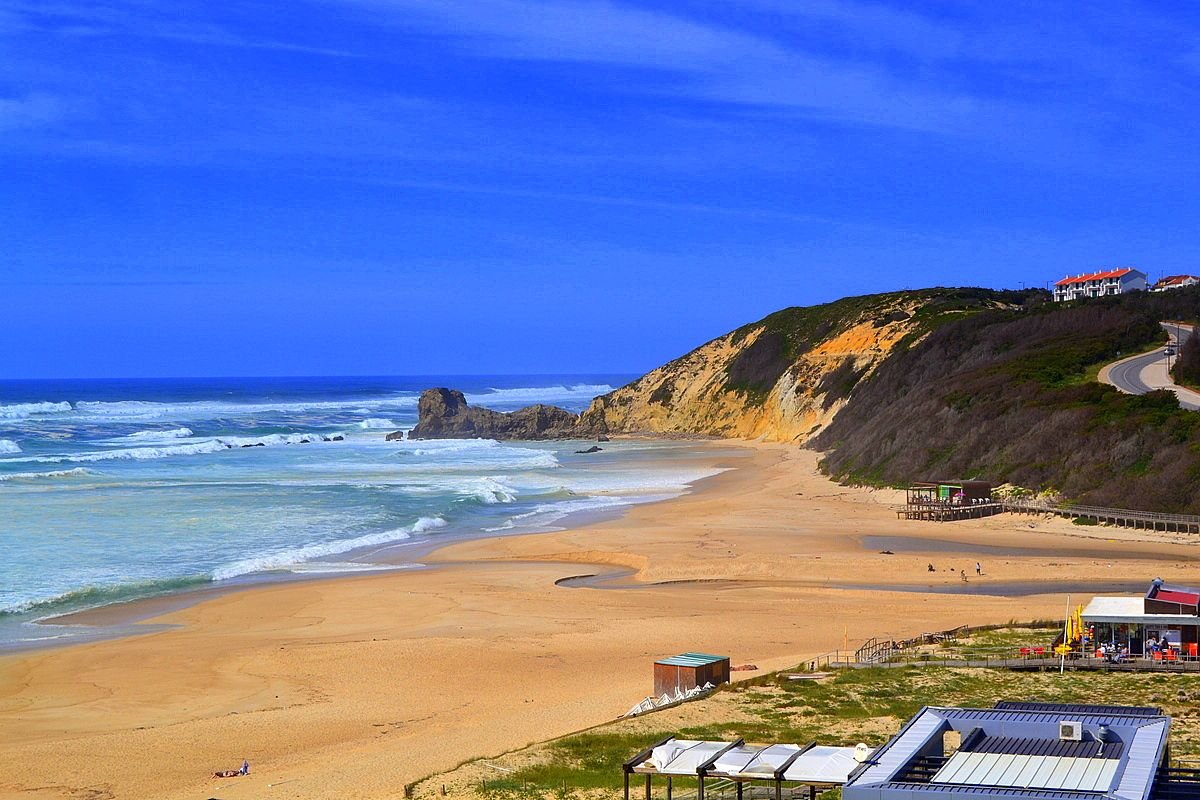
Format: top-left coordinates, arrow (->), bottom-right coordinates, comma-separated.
653,652 -> 730,696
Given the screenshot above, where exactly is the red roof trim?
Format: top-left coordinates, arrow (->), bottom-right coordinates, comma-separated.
1154,589 -> 1200,605
1055,268 -> 1137,287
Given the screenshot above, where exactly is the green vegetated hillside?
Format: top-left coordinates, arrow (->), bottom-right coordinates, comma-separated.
816,287 -> 1200,513
581,287 -> 1039,441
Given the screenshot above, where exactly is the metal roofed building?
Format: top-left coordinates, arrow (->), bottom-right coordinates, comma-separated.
654,652 -> 731,696
843,703 -> 1171,800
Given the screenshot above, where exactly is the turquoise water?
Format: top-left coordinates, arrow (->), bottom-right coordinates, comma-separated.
0,376 -> 726,647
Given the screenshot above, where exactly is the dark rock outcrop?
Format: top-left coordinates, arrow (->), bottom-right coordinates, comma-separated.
385,430 -> 406,441
408,388 -> 606,440
575,445 -> 603,454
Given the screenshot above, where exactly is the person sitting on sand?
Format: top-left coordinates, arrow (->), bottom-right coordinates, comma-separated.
960,570 -> 967,582
927,563 -> 935,572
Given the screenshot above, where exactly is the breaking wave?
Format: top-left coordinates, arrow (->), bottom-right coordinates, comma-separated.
0,401 -> 72,420
212,516 -> 446,580
465,383 -> 613,408
117,427 -> 194,442
3,432 -> 344,464
0,575 -> 211,617
0,467 -> 94,482
0,439 -> 20,454
358,418 -> 397,429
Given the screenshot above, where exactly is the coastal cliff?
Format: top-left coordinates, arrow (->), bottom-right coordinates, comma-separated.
579,288 -> 1036,443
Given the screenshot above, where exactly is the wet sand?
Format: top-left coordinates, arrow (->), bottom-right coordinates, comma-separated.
2,442 -> 1198,800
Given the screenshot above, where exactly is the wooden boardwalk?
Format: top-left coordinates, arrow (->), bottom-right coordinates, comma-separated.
1003,499 -> 1200,533
829,655 -> 1200,673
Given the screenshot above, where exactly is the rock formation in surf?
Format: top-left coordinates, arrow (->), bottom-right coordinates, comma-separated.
407,388 -> 605,440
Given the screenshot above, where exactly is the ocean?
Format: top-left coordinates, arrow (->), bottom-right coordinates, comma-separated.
0,376 -> 727,649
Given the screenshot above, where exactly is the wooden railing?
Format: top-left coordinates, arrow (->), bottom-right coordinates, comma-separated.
1003,499 -> 1200,532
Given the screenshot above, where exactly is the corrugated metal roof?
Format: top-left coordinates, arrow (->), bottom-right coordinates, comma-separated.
853,707 -> 946,785
932,752 -> 1119,792
994,702 -> 1160,717
1114,721 -> 1169,800
656,652 -> 728,667
965,736 -> 1123,760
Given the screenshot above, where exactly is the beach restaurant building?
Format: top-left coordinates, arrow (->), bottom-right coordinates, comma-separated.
1082,579 -> 1200,658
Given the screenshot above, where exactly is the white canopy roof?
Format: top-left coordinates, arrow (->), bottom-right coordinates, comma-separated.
647,741 -> 734,775
782,746 -> 864,784
712,744 -> 804,778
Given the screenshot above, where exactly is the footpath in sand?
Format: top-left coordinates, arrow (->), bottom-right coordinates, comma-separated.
2,444 -> 1198,800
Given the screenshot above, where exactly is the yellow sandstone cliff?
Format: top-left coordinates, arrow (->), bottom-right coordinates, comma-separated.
580,290 -> 1014,443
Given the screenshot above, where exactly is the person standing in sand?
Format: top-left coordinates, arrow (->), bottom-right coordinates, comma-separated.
975,562 -> 982,575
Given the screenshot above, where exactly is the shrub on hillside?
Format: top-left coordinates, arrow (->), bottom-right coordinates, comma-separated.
815,287 -> 1200,513
1172,330 -> 1200,388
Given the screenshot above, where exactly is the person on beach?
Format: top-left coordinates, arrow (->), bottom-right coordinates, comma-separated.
960,570 -> 968,582
927,563 -> 935,572
975,562 -> 982,575
240,760 -> 249,776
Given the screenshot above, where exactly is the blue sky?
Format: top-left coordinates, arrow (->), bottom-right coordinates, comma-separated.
3,1 -> 1199,377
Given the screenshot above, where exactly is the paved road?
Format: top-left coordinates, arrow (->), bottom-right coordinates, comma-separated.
1105,322 -> 1200,410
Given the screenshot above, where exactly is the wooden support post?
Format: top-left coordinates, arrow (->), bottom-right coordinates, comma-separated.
667,777 -> 672,800
646,774 -> 652,800
737,781 -> 743,800
624,772 -> 630,800
775,780 -> 782,800
698,776 -> 705,800
809,785 -> 816,800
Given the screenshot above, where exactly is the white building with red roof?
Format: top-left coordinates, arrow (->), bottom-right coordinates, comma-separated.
1053,267 -> 1147,302
1150,274 -> 1200,292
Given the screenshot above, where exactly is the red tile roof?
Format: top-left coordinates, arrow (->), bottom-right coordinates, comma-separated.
1155,275 -> 1199,287
1055,268 -> 1137,287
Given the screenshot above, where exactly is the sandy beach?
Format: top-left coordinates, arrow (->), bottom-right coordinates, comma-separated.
3,442 -> 1198,800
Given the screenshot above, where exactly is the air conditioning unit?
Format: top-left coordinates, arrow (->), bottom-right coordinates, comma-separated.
1060,721 -> 1083,741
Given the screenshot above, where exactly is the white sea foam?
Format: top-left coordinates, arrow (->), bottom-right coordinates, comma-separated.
0,439 -> 20,454
465,383 -> 613,407
400,438 -> 560,470
0,467 -> 93,482
211,516 -> 446,580
484,495 -> 633,532
3,432 -> 344,464
116,427 -> 194,443
358,418 -> 398,429
57,396 -> 419,423
0,401 -> 72,420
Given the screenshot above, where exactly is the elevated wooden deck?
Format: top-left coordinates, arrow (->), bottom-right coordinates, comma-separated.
898,501 -> 1005,521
